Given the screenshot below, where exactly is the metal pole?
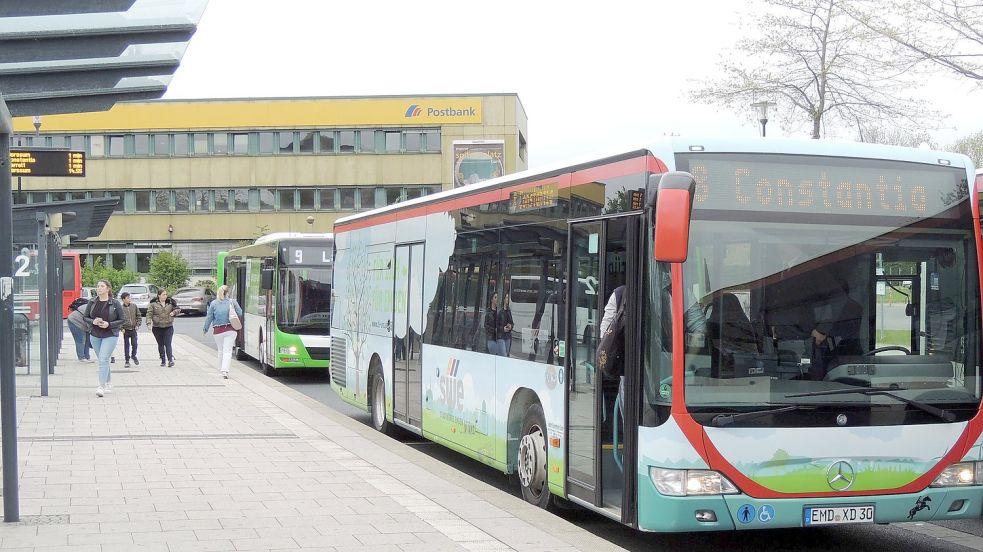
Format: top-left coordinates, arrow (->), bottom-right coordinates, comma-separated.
48,233 -> 58,374
760,118 -> 768,138
0,97 -> 20,522
37,213 -> 48,397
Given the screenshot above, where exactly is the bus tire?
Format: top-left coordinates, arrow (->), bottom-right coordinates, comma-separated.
370,371 -> 392,435
259,335 -> 277,376
518,403 -> 552,509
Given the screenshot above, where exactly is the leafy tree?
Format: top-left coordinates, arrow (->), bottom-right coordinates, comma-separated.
690,0 -> 939,138
82,258 -> 138,293
947,130 -> 983,167
148,251 -> 192,293
849,1 -> 983,81
195,279 -> 216,291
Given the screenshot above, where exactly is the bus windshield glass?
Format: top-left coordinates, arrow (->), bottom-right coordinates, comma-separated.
666,153 -> 981,425
277,267 -> 332,334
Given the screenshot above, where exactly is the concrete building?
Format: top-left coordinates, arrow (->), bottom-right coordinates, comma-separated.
10,94 -> 528,277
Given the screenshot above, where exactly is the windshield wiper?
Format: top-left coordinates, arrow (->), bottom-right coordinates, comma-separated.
710,405 -> 804,427
785,388 -> 957,422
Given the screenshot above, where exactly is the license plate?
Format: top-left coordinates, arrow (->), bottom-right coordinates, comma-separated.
803,505 -> 875,526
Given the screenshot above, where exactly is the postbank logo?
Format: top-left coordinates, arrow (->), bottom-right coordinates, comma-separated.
438,358 -> 465,412
404,103 -> 478,119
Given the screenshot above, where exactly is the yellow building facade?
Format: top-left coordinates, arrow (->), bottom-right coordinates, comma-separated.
11,94 -> 528,276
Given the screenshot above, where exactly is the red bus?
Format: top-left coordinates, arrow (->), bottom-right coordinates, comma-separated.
61,252 -> 81,319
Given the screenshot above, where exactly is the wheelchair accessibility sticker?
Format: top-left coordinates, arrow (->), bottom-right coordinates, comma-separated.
737,504 -> 756,524
758,505 -> 775,523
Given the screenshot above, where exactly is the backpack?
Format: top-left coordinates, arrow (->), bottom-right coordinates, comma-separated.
596,288 -> 626,378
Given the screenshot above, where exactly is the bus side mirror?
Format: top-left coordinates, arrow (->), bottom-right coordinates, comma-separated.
650,172 -> 697,263
260,268 -> 274,290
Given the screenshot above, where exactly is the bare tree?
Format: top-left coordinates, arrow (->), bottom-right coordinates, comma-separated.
849,1 -> 983,81
691,0 -> 940,138
857,124 -> 937,147
947,130 -> 983,166
342,239 -> 371,400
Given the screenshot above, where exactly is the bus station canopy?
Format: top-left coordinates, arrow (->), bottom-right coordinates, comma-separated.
11,197 -> 118,244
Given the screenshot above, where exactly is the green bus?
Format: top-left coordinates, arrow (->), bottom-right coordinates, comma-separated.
218,232 -> 333,375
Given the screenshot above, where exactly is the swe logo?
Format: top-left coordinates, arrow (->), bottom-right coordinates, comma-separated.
404,104 -> 422,117
438,358 -> 464,412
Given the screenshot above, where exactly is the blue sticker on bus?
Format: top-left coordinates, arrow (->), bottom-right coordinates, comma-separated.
737,504 -> 757,524
759,505 -> 775,523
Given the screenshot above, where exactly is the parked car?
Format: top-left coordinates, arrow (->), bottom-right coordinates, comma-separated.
80,287 -> 96,301
173,287 -> 216,315
117,283 -> 160,315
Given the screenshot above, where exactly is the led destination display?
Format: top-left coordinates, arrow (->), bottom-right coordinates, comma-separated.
11,149 -> 85,177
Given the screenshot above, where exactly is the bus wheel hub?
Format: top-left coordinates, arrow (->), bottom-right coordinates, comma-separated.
518,428 -> 546,490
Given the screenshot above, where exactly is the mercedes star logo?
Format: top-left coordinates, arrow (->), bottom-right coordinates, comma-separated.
826,460 -> 856,491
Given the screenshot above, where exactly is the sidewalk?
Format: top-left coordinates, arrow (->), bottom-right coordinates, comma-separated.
0,332 -> 627,551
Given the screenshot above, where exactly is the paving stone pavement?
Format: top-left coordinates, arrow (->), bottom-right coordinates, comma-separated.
0,331 -> 626,552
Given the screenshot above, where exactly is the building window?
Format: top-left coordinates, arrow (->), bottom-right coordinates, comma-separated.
153,190 -> 171,212
386,187 -> 403,205
107,191 -> 124,212
232,133 -> 248,154
298,131 -> 315,153
360,130 -> 375,152
154,134 -> 170,156
385,131 -> 401,152
278,189 -> 297,210
518,131 -> 527,162
175,190 -> 191,212
29,192 -> 47,204
108,135 -> 125,157
318,131 -> 335,153
13,192 -> 27,205
259,189 -> 275,211
137,253 -> 152,273
406,187 -> 422,201
405,131 -> 422,152
194,190 -> 210,211
424,129 -> 441,152
193,133 -> 208,155
174,134 -> 189,155
214,190 -> 230,211
134,191 -> 151,212
259,132 -> 274,154
70,191 -> 87,201
319,189 -> 336,210
299,188 -> 316,210
214,133 -> 229,154
279,132 -> 294,154
233,189 -> 249,211
69,135 -> 85,151
134,134 -> 150,155
359,188 -> 376,210
339,188 -> 355,210
89,135 -> 105,157
339,130 -> 355,152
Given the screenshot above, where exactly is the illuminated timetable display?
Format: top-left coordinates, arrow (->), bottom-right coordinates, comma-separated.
509,183 -> 559,214
10,149 -> 85,177
680,154 -> 967,217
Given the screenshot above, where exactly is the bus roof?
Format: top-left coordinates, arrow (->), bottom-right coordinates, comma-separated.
335,137 -> 975,231
253,232 -> 333,245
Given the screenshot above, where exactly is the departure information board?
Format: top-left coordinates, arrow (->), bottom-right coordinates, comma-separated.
10,149 -> 85,177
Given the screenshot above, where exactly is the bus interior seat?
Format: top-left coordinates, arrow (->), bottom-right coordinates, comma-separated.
707,292 -> 759,354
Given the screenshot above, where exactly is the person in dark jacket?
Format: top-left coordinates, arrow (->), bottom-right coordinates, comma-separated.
82,280 -> 125,397
67,297 -> 92,363
484,292 -> 512,356
119,291 -> 142,367
147,289 -> 180,366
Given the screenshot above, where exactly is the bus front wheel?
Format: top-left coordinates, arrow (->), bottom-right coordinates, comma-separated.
518,403 -> 551,509
371,372 -> 392,435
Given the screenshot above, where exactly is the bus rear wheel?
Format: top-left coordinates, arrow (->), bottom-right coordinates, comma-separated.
371,372 -> 391,435
518,403 -> 551,509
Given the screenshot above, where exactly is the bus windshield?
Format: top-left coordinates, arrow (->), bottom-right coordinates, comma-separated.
277,266 -> 332,334
665,153 -> 982,426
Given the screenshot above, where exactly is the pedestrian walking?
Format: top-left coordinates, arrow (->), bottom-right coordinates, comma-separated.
119,291 -> 142,367
82,280 -> 125,397
66,296 -> 93,363
202,284 -> 243,379
147,289 -> 180,366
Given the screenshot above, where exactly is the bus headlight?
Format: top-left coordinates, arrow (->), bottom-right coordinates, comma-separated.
931,462 -> 981,487
649,467 -> 740,496
279,346 -> 298,355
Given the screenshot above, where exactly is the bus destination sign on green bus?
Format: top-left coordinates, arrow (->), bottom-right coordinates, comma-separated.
11,149 -> 85,177
284,245 -> 332,265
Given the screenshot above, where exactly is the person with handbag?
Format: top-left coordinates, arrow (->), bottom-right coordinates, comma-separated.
146,289 -> 180,366
82,279 -> 125,397
202,285 -> 244,379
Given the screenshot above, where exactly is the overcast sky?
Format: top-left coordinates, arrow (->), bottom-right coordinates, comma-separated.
164,0 -> 983,168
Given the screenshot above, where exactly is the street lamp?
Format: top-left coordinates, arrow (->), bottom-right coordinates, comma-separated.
306,215 -> 315,230
32,115 -> 41,138
751,100 -> 776,137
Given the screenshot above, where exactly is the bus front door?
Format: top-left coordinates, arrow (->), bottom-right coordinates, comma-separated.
566,215 -> 642,521
393,243 -> 424,430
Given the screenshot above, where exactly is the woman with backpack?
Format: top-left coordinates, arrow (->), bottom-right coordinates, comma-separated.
81,280 -> 125,397
146,289 -> 180,366
202,285 -> 244,379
